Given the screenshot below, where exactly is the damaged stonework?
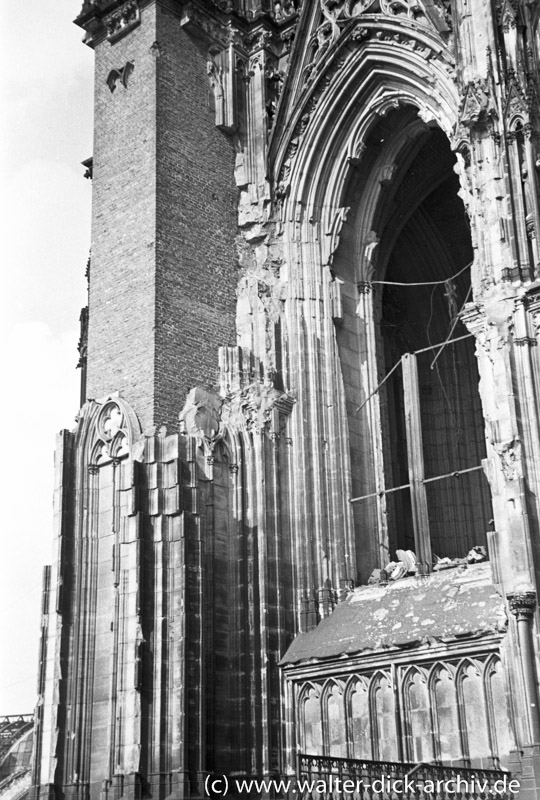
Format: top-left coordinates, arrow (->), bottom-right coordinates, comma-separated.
281,569 -> 514,771
28,0 -> 540,798
221,381 -> 283,432
178,387 -> 224,444
179,374 -> 295,447
282,563 -> 507,663
188,6 -> 540,780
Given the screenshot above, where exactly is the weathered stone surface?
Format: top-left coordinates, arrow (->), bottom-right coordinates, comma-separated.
24,0 -> 540,798
281,563 -> 506,663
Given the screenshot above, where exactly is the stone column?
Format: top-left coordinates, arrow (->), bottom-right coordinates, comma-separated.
507,592 -> 540,799
507,593 -> 540,743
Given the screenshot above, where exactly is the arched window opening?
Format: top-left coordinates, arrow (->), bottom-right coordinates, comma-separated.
294,654 -> 511,768
302,687 -> 323,755
379,168 -> 491,564
371,673 -> 398,762
404,670 -> 433,763
486,658 -> 514,769
432,667 -> 461,763
459,663 -> 491,767
325,684 -> 347,757
349,679 -> 372,760
334,109 -> 493,582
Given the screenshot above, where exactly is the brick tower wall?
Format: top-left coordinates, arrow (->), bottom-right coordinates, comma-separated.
86,4 -> 158,429
86,1 -> 238,432
154,4 -> 239,430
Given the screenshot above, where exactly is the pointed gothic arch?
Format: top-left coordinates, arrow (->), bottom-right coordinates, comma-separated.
298,683 -> 323,755
320,679 -> 346,756
455,658 -> 492,767
270,18 -> 496,582
483,654 -> 516,769
402,665 -> 433,763
368,670 -> 397,761
428,663 -> 461,764
272,20 -> 461,227
344,675 -> 371,760
326,107 -> 493,579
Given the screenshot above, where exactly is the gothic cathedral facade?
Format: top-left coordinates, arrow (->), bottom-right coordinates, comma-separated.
27,1 -> 540,799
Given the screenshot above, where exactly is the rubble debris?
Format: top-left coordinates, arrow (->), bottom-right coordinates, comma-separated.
368,545 -> 488,583
433,556 -> 463,571
390,562 -> 408,580
466,545 -> 487,562
368,569 -> 382,585
282,563 -> 505,665
396,549 -> 418,573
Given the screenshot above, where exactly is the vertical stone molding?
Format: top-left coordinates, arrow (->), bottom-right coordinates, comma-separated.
508,592 -> 540,745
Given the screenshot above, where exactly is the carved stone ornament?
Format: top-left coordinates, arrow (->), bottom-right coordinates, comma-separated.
493,437 -> 522,482
452,131 -> 472,168
432,0 -> 452,29
207,50 -> 228,129
179,384 -> 295,443
106,62 -> 134,93
321,0 -> 379,19
379,0 -> 425,18
105,1 -> 140,43
222,382 -> 284,433
180,3 -> 233,48
273,0 -> 302,22
319,0 -> 440,26
307,0 -> 451,67
459,80 -> 496,128
246,28 -> 275,54
497,0 -> 519,33
505,79 -> 528,129
524,285 -> 540,337
507,591 -> 537,620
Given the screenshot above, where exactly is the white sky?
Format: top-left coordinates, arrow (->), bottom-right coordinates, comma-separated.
0,2 -> 94,714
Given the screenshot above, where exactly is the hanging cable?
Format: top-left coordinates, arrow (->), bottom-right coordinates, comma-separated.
356,260 -> 475,413
426,280 -> 459,432
355,332 -> 474,414
369,260 -> 472,288
355,359 -> 401,414
430,284 -> 473,370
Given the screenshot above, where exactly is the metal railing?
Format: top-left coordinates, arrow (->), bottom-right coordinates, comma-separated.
297,753 -> 513,799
